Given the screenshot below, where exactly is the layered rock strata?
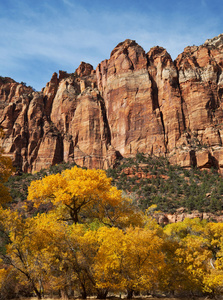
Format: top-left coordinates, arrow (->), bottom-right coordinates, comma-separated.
1,34 -> 223,172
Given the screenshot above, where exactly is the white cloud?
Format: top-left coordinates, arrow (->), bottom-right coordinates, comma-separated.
62,0 -> 75,7
0,0 -> 222,90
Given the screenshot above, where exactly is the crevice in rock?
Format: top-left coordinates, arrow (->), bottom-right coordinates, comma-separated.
69,139 -> 74,159
65,115 -> 69,133
40,117 -> 45,139
159,111 -> 168,154
189,150 -> 197,167
148,70 -> 167,153
217,86 -> 223,103
148,72 -> 168,153
180,97 -> 187,131
98,94 -> 111,145
113,151 -> 124,168
217,129 -> 222,146
205,91 -> 220,122
149,74 -> 159,111
52,134 -> 64,166
206,153 -> 219,169
74,132 -> 79,147
207,47 -> 211,59
217,67 -> 222,86
175,61 -> 188,132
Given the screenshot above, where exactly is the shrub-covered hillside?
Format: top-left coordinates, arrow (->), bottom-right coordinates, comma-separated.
106,153 -> 223,214
5,153 -> 223,214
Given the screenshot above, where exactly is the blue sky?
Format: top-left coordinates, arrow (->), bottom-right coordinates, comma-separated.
0,0 -> 222,91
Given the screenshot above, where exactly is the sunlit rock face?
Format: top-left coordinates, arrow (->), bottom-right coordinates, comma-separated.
1,34 -> 223,172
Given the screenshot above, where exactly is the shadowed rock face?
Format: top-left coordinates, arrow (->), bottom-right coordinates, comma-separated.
1,34 -> 223,173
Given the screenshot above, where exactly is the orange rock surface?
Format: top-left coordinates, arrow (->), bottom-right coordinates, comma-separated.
1,34 -> 223,172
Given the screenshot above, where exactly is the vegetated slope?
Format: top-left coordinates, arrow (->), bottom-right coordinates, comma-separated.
106,153 -> 223,214
5,153 -> 223,216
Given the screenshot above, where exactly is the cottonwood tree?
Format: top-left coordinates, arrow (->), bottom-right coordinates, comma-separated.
202,222 -> 223,295
164,218 -> 213,295
27,166 -> 143,228
0,129 -> 13,205
94,226 -> 166,298
0,209 -> 74,299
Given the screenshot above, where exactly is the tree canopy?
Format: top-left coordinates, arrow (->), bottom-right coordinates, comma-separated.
0,129 -> 14,205
0,163 -> 223,299
27,166 -> 143,228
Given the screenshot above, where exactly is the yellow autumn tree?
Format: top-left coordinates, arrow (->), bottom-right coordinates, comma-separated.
0,129 -> 13,205
0,265 -> 23,299
0,207 -> 69,299
64,224 -> 100,298
204,222 -> 223,257
93,227 -> 124,294
94,226 -> 166,298
176,234 -> 212,293
164,217 -> 207,240
27,166 -> 143,228
164,218 -> 212,294
0,208 -> 42,298
41,221 -> 104,299
202,222 -> 223,296
158,237 -> 183,296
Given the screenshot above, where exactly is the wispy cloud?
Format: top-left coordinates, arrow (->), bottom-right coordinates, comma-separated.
62,0 -> 75,8
0,0 -> 222,90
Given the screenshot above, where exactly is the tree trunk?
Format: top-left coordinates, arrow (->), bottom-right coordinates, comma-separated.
80,282 -> 87,300
127,289 -> 134,299
81,290 -> 87,299
96,288 -> 108,299
34,287 -> 42,300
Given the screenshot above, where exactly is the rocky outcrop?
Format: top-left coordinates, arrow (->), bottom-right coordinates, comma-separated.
157,208 -> 223,224
1,34 -> 223,173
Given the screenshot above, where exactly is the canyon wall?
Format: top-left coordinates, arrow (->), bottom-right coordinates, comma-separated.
1,34 -> 223,173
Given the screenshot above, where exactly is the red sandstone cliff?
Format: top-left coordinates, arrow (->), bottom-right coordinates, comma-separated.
1,34 -> 223,173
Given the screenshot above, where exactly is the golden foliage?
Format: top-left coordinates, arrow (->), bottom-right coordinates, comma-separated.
0,129 -> 14,205
27,166 -> 143,228
0,163 -> 223,298
94,226 -> 165,292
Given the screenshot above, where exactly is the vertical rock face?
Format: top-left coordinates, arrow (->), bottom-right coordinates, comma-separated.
171,36 -> 223,168
147,47 -> 185,152
1,34 -> 223,172
96,39 -> 165,156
